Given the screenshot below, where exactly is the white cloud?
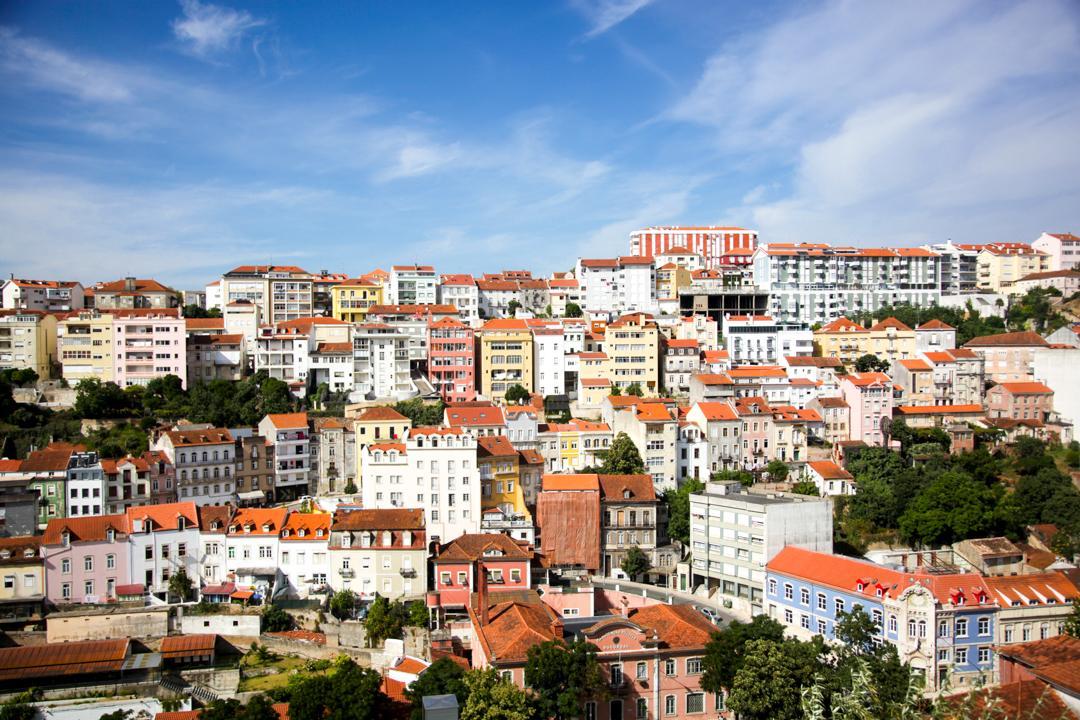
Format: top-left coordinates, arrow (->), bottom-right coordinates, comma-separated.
670,0 -> 1080,246
575,0 -> 655,38
0,27 -> 134,102
172,0 -> 266,58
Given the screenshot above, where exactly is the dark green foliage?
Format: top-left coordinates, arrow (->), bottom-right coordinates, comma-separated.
564,302 -> 583,318
168,567 -> 194,602
861,302 -> 1006,346
199,696 -> 278,720
504,384 -> 531,404
363,594 -> 408,647
854,354 -> 889,373
261,604 -> 294,632
392,398 -> 445,427
406,600 -> 429,627
625,382 -> 643,397
405,657 -> 469,720
898,470 -> 1010,547
1063,600 -> 1080,639
597,432 -> 645,475
0,369 -> 39,387
182,304 -> 222,319
608,385 -> 621,396
524,639 -> 607,720
619,546 -> 650,579
284,657 -> 389,720
701,615 -> 785,693
727,638 -> 824,720
662,477 -> 704,545
1006,287 -> 1068,334
765,459 -> 789,482
790,480 -> 819,496
330,589 -> 357,620
712,469 -> 754,486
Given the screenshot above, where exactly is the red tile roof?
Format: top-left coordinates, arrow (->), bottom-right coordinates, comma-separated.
164,428 -> 233,446
895,404 -> 984,415
843,372 -> 892,387
228,508 -> 288,536
472,598 -> 561,663
477,435 -> 517,458
281,512 -> 331,541
626,604 -> 717,649
693,402 -> 738,421
965,331 -> 1049,348
264,412 -> 308,428
126,502 -> 199,532
0,639 -> 129,682
43,514 -> 127,545
808,460 -> 853,480
993,381 -> 1054,395
356,406 -> 409,422
436,533 -> 532,561
598,474 -> 656,502
160,634 -> 216,658
869,317 -> 914,332
445,404 -> 505,427
331,508 -> 425,531
917,319 -> 955,330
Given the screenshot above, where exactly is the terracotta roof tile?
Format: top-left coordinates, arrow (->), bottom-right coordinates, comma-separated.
331,508 -> 425,531
598,474 -> 656,502
436,533 -> 532,561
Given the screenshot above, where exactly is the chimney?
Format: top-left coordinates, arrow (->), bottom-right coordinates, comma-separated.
124,276 -> 136,292
477,559 -> 489,625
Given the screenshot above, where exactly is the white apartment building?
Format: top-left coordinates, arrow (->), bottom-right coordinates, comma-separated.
352,323 -> 415,401
608,400 -> 678,492
126,502 -> 201,600
575,257 -> 658,318
721,315 -> 812,365
752,243 -> 941,325
66,451 -> 104,518
220,265 -> 313,325
923,241 -> 980,294
1,278 -> 84,312
225,508 -> 288,600
258,413 -> 311,501
1033,232 -> 1080,271
529,322 -> 566,397
196,505 -> 231,587
689,481 -> 833,614
154,428 -> 236,506
389,265 -> 438,305
255,324 -> 311,388
684,402 -> 742,476
360,427 -> 480,544
438,275 -> 480,324
0,310 -> 58,378
278,513 -> 331,598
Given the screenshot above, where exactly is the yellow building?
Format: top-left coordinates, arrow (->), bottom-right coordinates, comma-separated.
0,536 -> 45,615
813,316 -> 916,367
349,405 -> 413,476
603,313 -> 661,394
977,244 -> 1050,293
478,435 -> 530,520
331,279 -> 384,323
537,418 -> 613,473
0,310 -> 58,378
655,263 -> 692,301
57,310 -> 115,383
478,319 -> 534,400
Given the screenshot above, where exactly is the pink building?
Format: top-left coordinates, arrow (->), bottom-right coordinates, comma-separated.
432,533 -> 531,612
112,309 -> 187,389
986,381 -> 1054,422
428,317 -> 475,403
42,514 -> 130,605
964,331 -> 1049,384
840,372 -> 895,446
734,396 -> 772,469
469,588 -> 725,720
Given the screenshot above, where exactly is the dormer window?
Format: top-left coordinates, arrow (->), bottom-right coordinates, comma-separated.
244,524 -> 253,534
262,524 -> 270,532
177,517 -> 186,531
282,529 -> 290,538
382,531 -> 392,547
856,582 -> 864,592
623,489 -> 631,499
876,588 -> 883,598
22,548 -> 34,559
106,528 -> 115,542
0,550 -> 10,560
316,529 -> 324,538
61,531 -> 70,547
298,529 -> 306,538
342,532 -> 352,549
402,530 -> 412,546
211,521 -> 220,531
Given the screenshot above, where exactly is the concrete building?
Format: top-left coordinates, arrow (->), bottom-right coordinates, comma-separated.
914,319 -> 957,353
258,412 -> 311,501
111,310 -> 186,389
576,257 -> 657,317
329,507 -> 426,600
187,333 -> 245,382
661,338 -> 699,396
360,427 -> 480,544
225,507 -> 288,601
986,382 -> 1054,422
195,504 -> 231,587
689,481 -> 833,614
0,310 -> 58,378
528,320 -> 566,398
100,455 -> 153,515
1010,269 -> 1080,297
964,331 -> 1049,383
330,278 -> 384,323
88,278 -> 177,310
536,418 -> 613,473
609,400 -> 678,492
922,348 -> 985,406
722,314 -> 812,365
389,265 -> 438,305
352,323 -> 415,401
220,265 -> 314,325
154,427 -> 235,506
428,317 -> 476,403
1032,232 -> 1080,272
0,535 -> 45,623
599,474 -> 671,581
278,512 -> 331,598
125,502 -> 200,601
604,313 -> 661,394
804,460 -> 855,496
66,450 -> 104,518
57,310 -> 117,383
839,372 -> 895,447
437,274 -> 480,324
923,241 -> 980,294
1,278 -> 83,313
813,316 -> 916,367
752,243 -> 941,325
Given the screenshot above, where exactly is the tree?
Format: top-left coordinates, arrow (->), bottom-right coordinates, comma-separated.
661,478 -> 704,545
790,480 -> 819,496
701,615 -> 785,693
406,658 -> 469,720
461,668 -> 534,720
74,378 -> 138,418
854,354 -> 890,373
1063,600 -> 1080,639
504,384 -> 530,405
625,382 -> 643,397
620,546 -> 650,580
182,304 -> 222,319
406,600 -> 429,627
330,589 -> 358,620
608,385 -> 622,396
898,471 -> 1003,546
0,369 -> 38,388
765,459 -> 789,483
168,567 -> 194,602
393,398 -> 445,427
524,639 -> 607,720
599,432 -> 645,475
261,604 -> 294,632
507,300 -> 522,316
727,639 -> 822,720
364,593 -> 406,647
712,469 -> 754,486
343,479 -> 358,494
200,697 -> 278,720
287,658 -> 389,720
564,302 -> 583,318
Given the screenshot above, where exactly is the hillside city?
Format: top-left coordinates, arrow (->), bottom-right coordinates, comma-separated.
3,226 -> 1080,720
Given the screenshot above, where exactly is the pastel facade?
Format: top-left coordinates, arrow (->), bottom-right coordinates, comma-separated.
839,372 -> 895,446
1,279 -> 83,312
258,413 -> 311,501
154,428 -> 235,506
428,318 -> 476,403
330,279 -> 383,323
976,244 -> 1049,293
0,310 -> 58,378
986,382 -> 1054,422
1032,232 -> 1080,272
477,319 -> 534,399
112,311 -> 186,389
329,508 -> 426,600
42,515 -> 130,605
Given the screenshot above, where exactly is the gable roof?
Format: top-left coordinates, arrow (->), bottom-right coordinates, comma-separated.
263,412 -> 308,429
472,597 -> 561,664
993,381 -> 1054,395
126,502 -> 199,532
542,474 -> 600,492
445,404 -> 505,427
477,435 -> 518,458
331,508 -> 425,531
598,474 -> 656,502
436,533 -> 532,561
808,460 -> 853,481
43,514 -> 127,545
693,402 -> 738,421
228,508 -> 288,536
917,319 -> 955,330
164,428 -> 233,446
626,604 -> 716,650
356,406 -> 409,422
965,331 -> 1049,348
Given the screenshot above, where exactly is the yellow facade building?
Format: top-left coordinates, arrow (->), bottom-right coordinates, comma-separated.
0,310 -> 58,378
478,319 -> 534,400
349,405 -> 413,477
976,243 -> 1050,293
57,310 -> 116,383
813,316 -> 916,367
603,313 -> 661,394
478,435 -> 530,520
331,279 -> 384,323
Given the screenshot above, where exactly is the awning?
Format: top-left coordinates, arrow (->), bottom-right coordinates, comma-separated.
201,583 -> 236,596
237,490 -> 265,501
231,590 -> 254,600
115,583 -> 145,596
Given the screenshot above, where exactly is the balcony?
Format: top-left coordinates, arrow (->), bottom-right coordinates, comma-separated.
399,567 -> 417,578
339,568 -> 355,578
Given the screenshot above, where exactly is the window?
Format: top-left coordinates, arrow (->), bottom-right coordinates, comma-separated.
686,693 -> 705,714
664,659 -> 676,676
817,593 -> 826,610
61,558 -> 71,574
84,580 -> 94,596
939,621 -> 950,638
956,618 -> 968,637
106,554 -> 115,570
686,657 -> 702,675
978,617 -> 990,636
585,702 -> 597,720
784,583 -> 793,600
145,546 -> 153,561
3,576 -> 12,590
784,608 -> 793,623
636,661 -> 647,680
440,572 -> 451,586
978,647 -> 991,664
1004,625 -> 1014,643
61,582 -> 71,599
888,615 -> 897,633
834,598 -> 844,615
801,614 -> 810,630
800,588 -> 810,605
872,609 -> 883,628
817,619 -> 827,635
636,698 -> 647,719
956,647 -> 968,665
768,578 -> 777,595
84,556 -> 93,571
664,695 -> 676,716
178,543 -> 186,558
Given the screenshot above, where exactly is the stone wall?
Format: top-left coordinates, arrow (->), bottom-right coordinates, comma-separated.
46,608 -> 170,642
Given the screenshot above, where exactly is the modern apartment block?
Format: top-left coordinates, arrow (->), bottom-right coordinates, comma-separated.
220,265 -> 313,325
976,244 -> 1049,293
88,278 -> 178,310
1032,232 -> 1080,271
330,278 -> 384,323
428,317 -> 476,403
689,481 -> 833,614
575,257 -> 657,317
751,243 -> 941,325
258,413 -> 311,501
1,278 -> 84,312
112,310 -> 186,389
352,323 -> 415,401
437,274 -> 480,324
0,310 -> 58,378
477,319 -> 534,400
722,314 -> 812,365
389,265 -> 437,305
629,226 -> 758,269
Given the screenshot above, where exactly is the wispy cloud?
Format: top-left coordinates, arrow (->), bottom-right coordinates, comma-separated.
0,27 -> 134,102
172,0 -> 266,59
574,0 -> 656,38
670,0 -> 1080,246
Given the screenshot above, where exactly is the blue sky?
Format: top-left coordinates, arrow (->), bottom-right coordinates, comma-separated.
1,0 -> 1079,289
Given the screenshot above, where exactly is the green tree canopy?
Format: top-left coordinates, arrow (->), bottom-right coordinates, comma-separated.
330,589 -> 357,620
564,302 -> 583,318
620,546 -> 650,579
261,604 -> 294,632
168,567 -> 194,602
854,354 -> 890,373
662,477 -> 704,545
790,480 -> 820,496
286,658 -> 389,720
523,639 -> 607,720
625,382 -> 644,397
701,615 -> 786,693
504,384 -> 531,404
727,638 -> 823,720
460,668 -> 534,720
405,658 -> 469,720
598,432 -> 645,475
392,398 -> 445,427
766,459 -> 789,482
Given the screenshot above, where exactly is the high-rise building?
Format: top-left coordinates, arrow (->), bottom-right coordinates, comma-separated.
629,226 -> 758,269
